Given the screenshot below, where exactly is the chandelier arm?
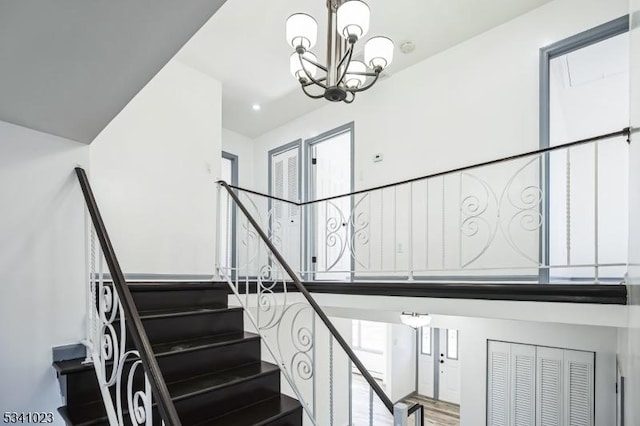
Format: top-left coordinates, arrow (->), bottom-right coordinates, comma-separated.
346,71 -> 381,93
298,53 -> 328,89
301,83 -> 326,99
336,45 -> 355,86
343,71 -> 379,77
300,55 -> 328,72
302,77 -> 327,87
343,91 -> 356,104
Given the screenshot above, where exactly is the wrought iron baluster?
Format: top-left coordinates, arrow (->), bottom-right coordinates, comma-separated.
594,142 -> 599,282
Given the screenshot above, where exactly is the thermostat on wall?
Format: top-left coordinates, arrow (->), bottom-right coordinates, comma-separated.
373,153 -> 383,162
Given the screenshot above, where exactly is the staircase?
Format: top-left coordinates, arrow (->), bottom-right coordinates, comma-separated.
53,281 -> 303,426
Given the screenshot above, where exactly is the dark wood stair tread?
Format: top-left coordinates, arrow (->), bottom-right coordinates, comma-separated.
138,306 -> 240,320
125,281 -> 229,291
195,394 -> 302,426
54,332 -> 260,375
57,401 -> 108,426
153,331 -> 259,356
169,361 -> 279,401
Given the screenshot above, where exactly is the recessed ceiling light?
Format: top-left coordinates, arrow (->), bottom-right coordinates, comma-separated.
252,104 -> 261,111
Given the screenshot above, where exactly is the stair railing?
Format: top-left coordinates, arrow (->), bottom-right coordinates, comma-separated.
76,168 -> 181,426
217,180 -> 424,426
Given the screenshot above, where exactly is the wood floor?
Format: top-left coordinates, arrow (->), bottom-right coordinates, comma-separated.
351,375 -> 460,426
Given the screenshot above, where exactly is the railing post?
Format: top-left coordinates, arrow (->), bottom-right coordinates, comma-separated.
393,402 -> 409,426
82,208 -> 93,364
415,406 -> 424,426
215,182 -> 221,279
409,182 -> 414,280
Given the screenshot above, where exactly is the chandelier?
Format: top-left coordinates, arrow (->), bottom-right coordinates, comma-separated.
400,312 -> 431,329
285,0 -> 394,103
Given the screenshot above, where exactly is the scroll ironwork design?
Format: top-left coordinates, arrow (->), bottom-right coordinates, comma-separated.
85,227 -> 163,426
460,156 -> 543,268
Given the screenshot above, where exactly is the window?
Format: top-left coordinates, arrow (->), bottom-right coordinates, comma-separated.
352,320 -> 387,378
352,320 -> 385,354
447,329 -> 458,360
421,327 -> 432,355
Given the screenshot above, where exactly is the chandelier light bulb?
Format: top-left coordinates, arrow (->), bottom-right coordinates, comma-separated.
290,52 -> 318,81
344,60 -> 367,89
337,0 -> 370,41
365,36 -> 394,70
286,13 -> 318,49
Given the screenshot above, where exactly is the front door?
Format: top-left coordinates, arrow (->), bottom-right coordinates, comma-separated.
438,328 -> 461,404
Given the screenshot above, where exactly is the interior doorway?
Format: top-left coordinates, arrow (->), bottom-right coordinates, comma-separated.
418,327 -> 461,405
541,16 -> 629,283
306,123 -> 354,281
268,140 -> 302,271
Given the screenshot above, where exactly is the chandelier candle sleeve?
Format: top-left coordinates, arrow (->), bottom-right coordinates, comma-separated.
344,60 -> 367,89
365,36 -> 394,70
291,52 -> 318,80
337,0 -> 370,40
286,0 -> 393,103
286,13 -> 318,49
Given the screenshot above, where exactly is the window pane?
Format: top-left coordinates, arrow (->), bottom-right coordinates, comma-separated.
359,321 -> 386,352
352,320 -> 360,347
421,327 -> 431,355
447,329 -> 458,360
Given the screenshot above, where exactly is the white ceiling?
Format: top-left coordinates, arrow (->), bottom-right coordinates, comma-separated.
0,0 -> 227,143
177,0 -> 553,138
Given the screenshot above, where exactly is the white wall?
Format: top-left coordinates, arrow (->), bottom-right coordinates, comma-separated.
90,60 -> 222,275
222,128 -> 254,188
0,121 -> 89,422
386,324 -> 417,402
251,0 -> 628,193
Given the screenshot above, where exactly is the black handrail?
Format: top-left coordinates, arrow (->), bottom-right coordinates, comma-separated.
408,403 -> 424,423
75,168 -> 181,426
225,127 -> 632,206
218,180 -> 397,414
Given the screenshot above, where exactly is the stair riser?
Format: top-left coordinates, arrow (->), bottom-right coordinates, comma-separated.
142,309 -> 244,345
264,408 -> 304,426
132,288 -> 229,312
64,362 -> 155,418
158,338 -> 262,383
176,370 -> 281,424
113,309 -> 245,350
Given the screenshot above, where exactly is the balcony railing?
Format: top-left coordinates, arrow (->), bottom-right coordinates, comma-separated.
217,128 -> 631,285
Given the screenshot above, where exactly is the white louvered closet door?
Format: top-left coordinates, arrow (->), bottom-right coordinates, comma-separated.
488,341 -> 511,426
511,343 -> 536,426
537,347 -> 564,426
564,350 -> 594,426
270,148 -> 301,272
